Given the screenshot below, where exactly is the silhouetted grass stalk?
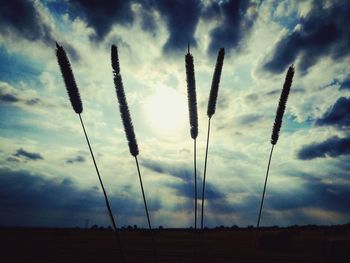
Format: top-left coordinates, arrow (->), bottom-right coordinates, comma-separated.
185,44 -> 198,230
194,138 -> 197,229
185,44 -> 198,262
201,117 -> 211,229
56,43 -> 125,262
201,48 -> 225,229
111,44 -> 158,263
256,65 -> 295,229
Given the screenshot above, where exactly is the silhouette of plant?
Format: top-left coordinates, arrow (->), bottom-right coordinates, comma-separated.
201,48 -> 225,229
111,44 -> 158,263
56,44 -> 82,115
55,41 -> 300,260
185,44 -> 198,231
55,43 -> 125,262
185,44 -> 199,263
256,65 -> 295,229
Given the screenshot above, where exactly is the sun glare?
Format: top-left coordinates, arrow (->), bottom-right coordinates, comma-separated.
144,86 -> 187,135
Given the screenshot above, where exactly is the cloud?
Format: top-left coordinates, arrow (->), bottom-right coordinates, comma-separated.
315,97 -> 350,129
0,0 -> 53,43
139,8 -> 157,34
62,0 -> 258,54
340,74 -> 350,90
235,114 -> 264,127
245,93 -> 259,103
63,0 -> 259,56
13,148 -> 43,161
66,155 -> 86,164
0,93 -> 19,103
6,157 -> 20,163
265,88 -> 305,96
152,0 -> 203,53
0,82 -> 41,106
297,136 -> 350,160
70,0 -> 135,41
70,0 -> 203,52
142,159 -> 192,182
0,168 -> 150,227
268,172 -> 350,215
141,159 -> 230,215
168,179 -> 224,201
0,169 -> 80,212
0,81 -> 62,112
0,1 -> 79,60
203,0 -> 258,55
0,168 -> 100,226
263,0 -> 350,73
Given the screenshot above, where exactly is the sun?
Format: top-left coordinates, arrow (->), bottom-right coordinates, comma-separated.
144,86 -> 187,135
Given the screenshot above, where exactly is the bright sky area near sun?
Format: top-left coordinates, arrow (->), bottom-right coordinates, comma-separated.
1,0 -> 350,229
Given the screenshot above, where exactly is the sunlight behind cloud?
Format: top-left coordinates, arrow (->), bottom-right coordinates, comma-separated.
143,86 -> 187,136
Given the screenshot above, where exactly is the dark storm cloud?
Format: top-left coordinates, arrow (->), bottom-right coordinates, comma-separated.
142,159 -> 192,182
297,136 -> 350,160
205,198 -> 236,215
315,97 -> 350,129
70,0 -> 134,41
203,0 -> 258,55
152,0 -> 203,53
0,93 -> 19,103
0,0 -> 79,60
66,155 -> 86,164
142,159 -> 226,201
0,168 -> 151,227
68,0 -> 203,52
297,97 -> 350,160
67,0 -> 202,55
66,0 -> 257,54
340,74 -> 350,90
13,148 -> 43,161
268,172 -> 350,214
169,180 -> 224,201
263,0 -> 350,73
0,0 -> 53,43
0,169 -> 96,218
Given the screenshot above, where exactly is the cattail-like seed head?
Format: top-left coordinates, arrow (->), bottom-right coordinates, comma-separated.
111,45 -> 139,156
271,65 -> 295,145
56,42 -> 82,114
207,48 -> 225,118
111,44 -> 120,75
185,49 -> 198,139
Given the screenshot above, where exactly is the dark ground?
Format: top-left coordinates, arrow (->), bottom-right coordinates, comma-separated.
0,225 -> 349,263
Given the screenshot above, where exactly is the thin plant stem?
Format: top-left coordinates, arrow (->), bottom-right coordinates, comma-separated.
201,117 -> 211,229
78,114 -> 126,262
135,156 -> 158,263
256,144 -> 275,229
193,138 -> 197,263
194,138 -> 197,229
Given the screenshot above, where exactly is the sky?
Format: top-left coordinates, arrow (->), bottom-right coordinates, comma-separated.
1,0 -> 350,229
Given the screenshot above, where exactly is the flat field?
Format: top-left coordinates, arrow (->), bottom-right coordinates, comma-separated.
1,225 -> 349,262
